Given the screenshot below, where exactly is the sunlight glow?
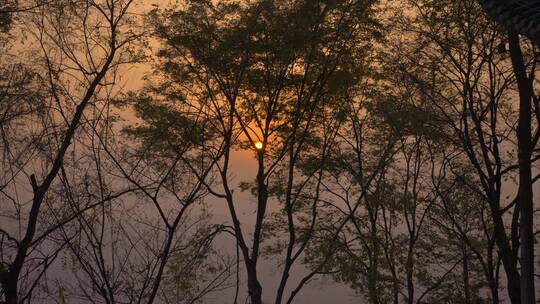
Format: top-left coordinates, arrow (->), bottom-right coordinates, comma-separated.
254,141 -> 264,150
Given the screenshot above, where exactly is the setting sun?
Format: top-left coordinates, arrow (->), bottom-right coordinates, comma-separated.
254,141 -> 264,150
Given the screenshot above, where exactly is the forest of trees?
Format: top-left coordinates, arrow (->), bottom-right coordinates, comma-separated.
0,0 -> 538,303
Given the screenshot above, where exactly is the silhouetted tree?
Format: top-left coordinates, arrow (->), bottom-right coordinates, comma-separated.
386,0 -> 540,303
141,0 -> 381,303
0,1 -> 142,302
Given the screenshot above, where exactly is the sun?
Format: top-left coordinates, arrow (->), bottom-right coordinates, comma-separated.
254,141 -> 264,150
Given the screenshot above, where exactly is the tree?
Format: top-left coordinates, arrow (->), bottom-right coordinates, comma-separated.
293,79 -> 400,304
46,91 -> 236,303
478,1 -> 540,302
507,29 -> 536,304
0,1 -> 142,302
141,1 -> 381,303
386,0 -> 540,302
300,98 -> 491,303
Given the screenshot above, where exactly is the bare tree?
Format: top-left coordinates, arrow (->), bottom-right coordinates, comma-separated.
0,0 -> 142,302
428,144 -> 502,303
387,0 -> 540,302
46,90 -> 237,303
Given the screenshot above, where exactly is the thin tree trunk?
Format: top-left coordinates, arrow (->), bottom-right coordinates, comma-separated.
486,249 -> 499,304
406,242 -> 414,304
462,244 -> 471,304
508,30 -> 536,304
491,206 -> 521,304
247,151 -> 267,304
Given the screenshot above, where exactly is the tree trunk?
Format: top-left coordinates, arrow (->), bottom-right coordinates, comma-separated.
406,242 -> 414,304
508,30 -> 536,304
248,151 -> 267,304
247,263 -> 263,304
0,274 -> 17,304
491,210 -> 521,304
462,245 -> 471,304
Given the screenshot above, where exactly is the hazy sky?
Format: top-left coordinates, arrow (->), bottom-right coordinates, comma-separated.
111,1 -> 540,303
